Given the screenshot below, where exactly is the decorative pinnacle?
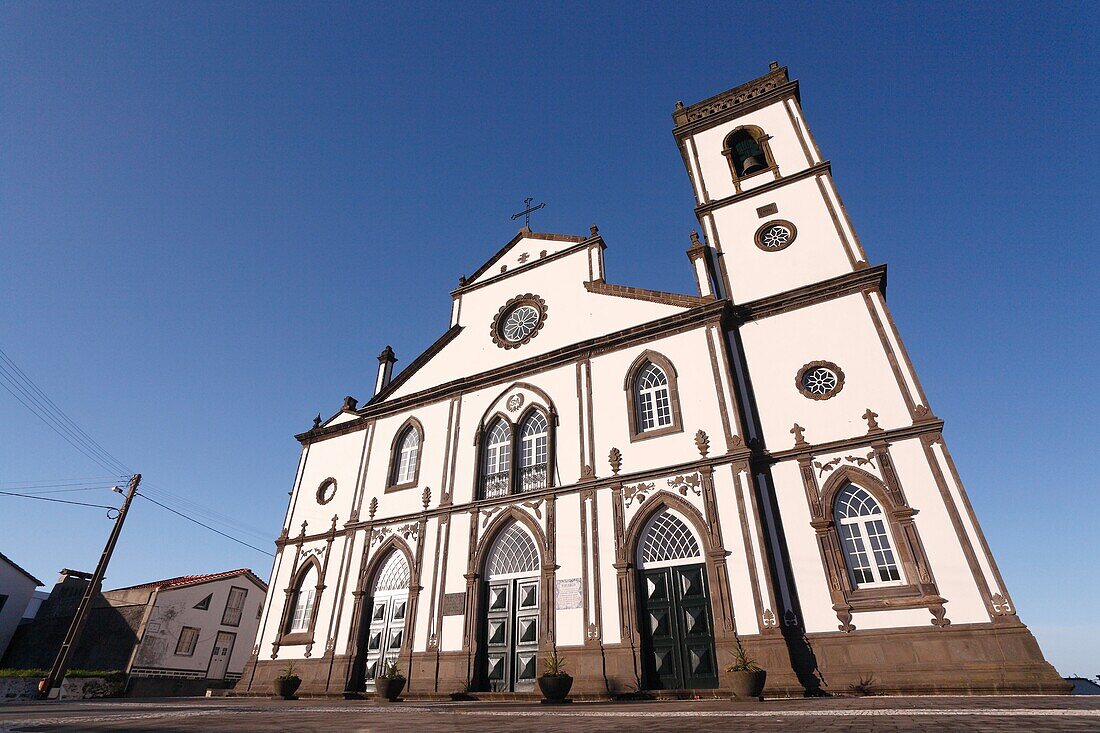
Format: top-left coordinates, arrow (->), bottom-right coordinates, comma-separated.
342,395 -> 358,411
590,224 -> 599,237
863,408 -> 882,433
458,274 -> 467,286
608,447 -> 622,476
313,413 -> 322,429
791,423 -> 808,447
377,345 -> 396,364
368,497 -> 378,520
422,486 -> 431,510
674,100 -> 684,110
694,429 -> 710,458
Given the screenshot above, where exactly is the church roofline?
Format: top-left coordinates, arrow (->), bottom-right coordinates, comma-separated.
452,227 -> 594,296
672,62 -> 799,138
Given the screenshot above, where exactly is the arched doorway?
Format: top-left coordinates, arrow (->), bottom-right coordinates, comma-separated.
362,550 -> 410,690
478,521 -> 541,692
636,507 -> 718,689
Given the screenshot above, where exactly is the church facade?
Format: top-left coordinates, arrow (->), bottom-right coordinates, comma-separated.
242,65 -> 1066,697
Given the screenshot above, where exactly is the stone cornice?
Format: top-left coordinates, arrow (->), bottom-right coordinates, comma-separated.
450,233 -> 596,297
732,264 -> 887,321
297,300 -> 729,444
759,419 -> 945,464
283,449 -> 754,542
673,66 -> 797,136
583,279 -> 712,308
694,162 -> 830,216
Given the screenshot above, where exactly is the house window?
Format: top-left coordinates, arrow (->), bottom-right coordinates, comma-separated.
636,363 -> 672,431
518,410 -> 549,493
289,566 -> 318,633
175,626 -> 200,656
193,593 -> 212,610
222,586 -> 248,627
481,419 -> 512,499
393,428 -> 420,485
834,483 -> 903,588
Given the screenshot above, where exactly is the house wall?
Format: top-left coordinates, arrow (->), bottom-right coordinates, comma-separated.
0,561 -> 39,660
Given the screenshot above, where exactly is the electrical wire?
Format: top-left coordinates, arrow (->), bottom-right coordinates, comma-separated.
0,348 -> 132,476
136,492 -> 274,557
141,482 -> 273,541
0,489 -> 118,510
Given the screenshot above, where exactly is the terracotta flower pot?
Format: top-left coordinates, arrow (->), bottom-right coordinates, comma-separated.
729,669 -> 766,700
274,677 -> 301,699
538,674 -> 573,702
375,676 -> 406,702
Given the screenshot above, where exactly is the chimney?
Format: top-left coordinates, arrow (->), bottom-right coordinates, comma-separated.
375,345 -> 397,395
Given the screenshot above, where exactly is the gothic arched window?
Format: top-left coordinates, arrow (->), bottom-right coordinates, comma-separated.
638,508 -> 702,568
387,419 -> 424,490
481,419 -> 512,499
518,410 -> 549,493
288,564 -> 318,634
834,483 -> 903,588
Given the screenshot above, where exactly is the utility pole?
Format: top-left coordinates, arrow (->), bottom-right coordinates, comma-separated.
43,473 -> 141,699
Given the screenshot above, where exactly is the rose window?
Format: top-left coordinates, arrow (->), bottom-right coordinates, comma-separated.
802,368 -> 837,395
760,224 -> 791,248
503,305 -> 540,342
797,360 -> 845,400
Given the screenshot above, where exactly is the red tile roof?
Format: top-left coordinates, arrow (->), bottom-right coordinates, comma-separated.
109,568 -> 267,593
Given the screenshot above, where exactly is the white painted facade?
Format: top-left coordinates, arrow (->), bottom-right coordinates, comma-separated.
244,65 -> 1063,696
0,553 -> 41,660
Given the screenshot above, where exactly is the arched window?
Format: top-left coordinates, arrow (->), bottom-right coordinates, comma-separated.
481,419 -> 512,499
638,508 -> 702,568
636,363 -> 673,432
486,522 -> 541,577
288,564 -> 318,633
722,126 -> 776,189
518,411 -> 548,493
834,484 -> 903,587
392,428 -> 420,486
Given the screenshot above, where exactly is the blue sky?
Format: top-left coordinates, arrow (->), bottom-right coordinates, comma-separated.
1,2 -> 1096,675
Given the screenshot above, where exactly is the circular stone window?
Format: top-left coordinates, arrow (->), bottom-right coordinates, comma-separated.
316,478 -> 337,505
796,361 -> 845,400
491,294 -> 547,349
754,219 -> 798,252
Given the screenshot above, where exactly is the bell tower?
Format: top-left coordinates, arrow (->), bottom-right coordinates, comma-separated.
673,62 -> 868,304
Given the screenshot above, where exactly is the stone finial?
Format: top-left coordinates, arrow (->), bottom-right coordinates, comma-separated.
458,274 -> 467,286
770,61 -> 780,71
791,423 -> 808,448
377,345 -> 396,364
674,100 -> 684,110
368,497 -> 378,520
863,408 -> 882,433
330,514 -> 339,531
608,447 -> 622,475
342,395 -> 358,411
694,429 -> 710,457
590,224 -> 600,237
422,486 -> 431,510
313,413 -> 322,429
299,520 -> 308,538
689,229 -> 702,246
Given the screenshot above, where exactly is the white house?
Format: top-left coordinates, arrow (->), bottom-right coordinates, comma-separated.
0,551 -> 42,660
241,64 -> 1067,697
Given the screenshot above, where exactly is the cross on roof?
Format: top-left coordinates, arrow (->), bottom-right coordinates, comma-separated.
510,197 -> 546,229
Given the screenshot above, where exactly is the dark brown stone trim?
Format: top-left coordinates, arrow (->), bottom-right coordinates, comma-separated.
873,289 -> 936,418
754,219 -> 798,252
733,264 -> 886,322
315,477 -> 337,506
687,134 -> 709,204
352,423 -> 376,522
672,67 -> 798,135
694,162 -> 830,216
820,173 -> 870,264
490,293 -> 548,350
783,96 -> 815,167
384,416 -> 425,493
764,419 -> 944,464
276,555 -> 325,649
583,279 -> 711,308
622,349 -> 685,443
298,301 -> 729,444
369,324 -> 463,406
862,290 -> 920,417
456,229 -> 590,292
730,462 -> 765,632
704,327 -> 736,453
815,174 -> 862,269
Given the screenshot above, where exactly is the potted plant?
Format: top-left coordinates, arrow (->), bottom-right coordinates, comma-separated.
274,663 -> 302,700
375,658 -> 406,702
726,637 -> 766,701
537,650 -> 573,704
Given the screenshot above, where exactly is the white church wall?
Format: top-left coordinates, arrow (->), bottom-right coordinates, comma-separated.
440,511 -> 473,653
708,175 -> 857,303
289,430 -> 365,533
554,492 -> 585,647
739,293 -> 911,450
714,465 -> 762,636
594,490 -> 622,645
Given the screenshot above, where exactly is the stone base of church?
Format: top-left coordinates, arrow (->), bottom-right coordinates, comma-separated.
239,621 -> 1068,698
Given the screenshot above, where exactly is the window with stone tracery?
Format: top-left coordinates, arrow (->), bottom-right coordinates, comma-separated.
486,522 -> 540,577
834,483 -> 902,587
638,508 -> 702,567
289,565 -> 318,633
480,419 -> 512,499
518,411 -> 548,493
391,426 -> 421,486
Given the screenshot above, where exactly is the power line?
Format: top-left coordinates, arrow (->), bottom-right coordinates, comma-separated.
141,482 -> 273,542
0,348 -> 132,476
0,489 -> 118,511
136,492 -> 274,557
0,347 -> 132,474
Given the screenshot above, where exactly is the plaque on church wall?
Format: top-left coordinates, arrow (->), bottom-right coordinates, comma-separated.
555,577 -> 582,610
441,592 -> 466,616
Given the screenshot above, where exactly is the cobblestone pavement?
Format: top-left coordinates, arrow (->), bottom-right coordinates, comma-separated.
1,696 -> 1099,732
